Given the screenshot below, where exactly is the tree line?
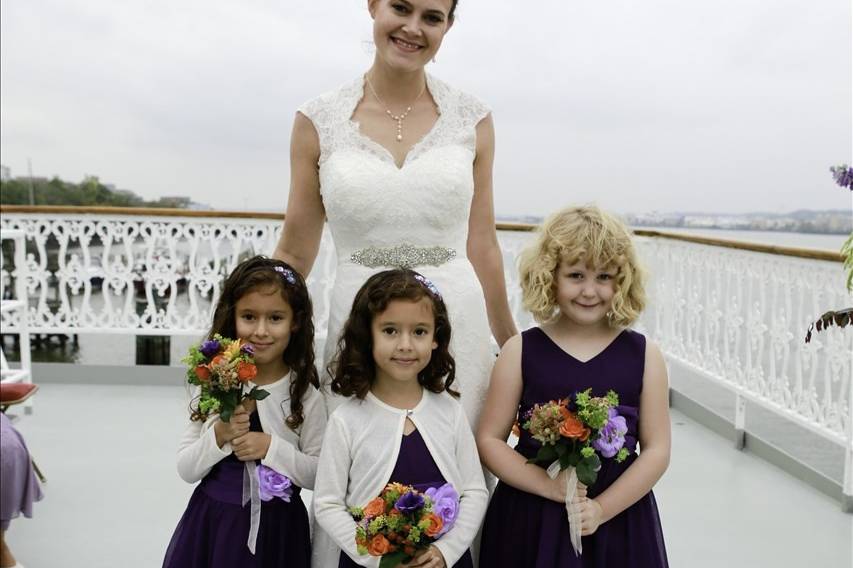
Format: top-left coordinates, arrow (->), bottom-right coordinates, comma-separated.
0,176 -> 190,208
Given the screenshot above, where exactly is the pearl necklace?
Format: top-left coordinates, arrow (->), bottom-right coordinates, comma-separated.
365,74 -> 427,142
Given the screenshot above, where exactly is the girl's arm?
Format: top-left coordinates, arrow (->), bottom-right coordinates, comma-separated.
261,387 -> 328,490
431,404 -> 489,566
313,415 -> 379,568
589,340 -> 671,525
176,413 -> 232,484
476,335 -> 567,502
271,112 -> 326,277
467,115 -> 518,348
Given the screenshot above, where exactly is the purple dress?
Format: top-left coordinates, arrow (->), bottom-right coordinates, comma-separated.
480,328 -> 668,568
338,429 -> 474,568
163,412 -> 311,568
0,413 -> 43,531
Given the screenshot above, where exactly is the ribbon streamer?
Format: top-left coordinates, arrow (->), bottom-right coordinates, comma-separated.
546,461 -> 582,556
241,461 -> 262,554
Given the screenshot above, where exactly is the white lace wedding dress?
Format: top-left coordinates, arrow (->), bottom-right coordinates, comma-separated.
299,74 -> 496,428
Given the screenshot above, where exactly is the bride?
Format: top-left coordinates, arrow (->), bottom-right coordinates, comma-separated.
273,0 -> 517,428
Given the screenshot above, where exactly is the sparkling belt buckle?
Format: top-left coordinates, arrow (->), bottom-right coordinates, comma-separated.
350,244 -> 457,269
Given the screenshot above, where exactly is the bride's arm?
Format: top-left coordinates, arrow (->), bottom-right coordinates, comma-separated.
467,114 -> 518,347
272,112 -> 326,277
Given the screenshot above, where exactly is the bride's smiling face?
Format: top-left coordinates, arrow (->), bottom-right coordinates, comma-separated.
368,0 -> 455,72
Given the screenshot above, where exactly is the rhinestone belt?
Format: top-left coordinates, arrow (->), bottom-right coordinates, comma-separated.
350,244 -> 457,269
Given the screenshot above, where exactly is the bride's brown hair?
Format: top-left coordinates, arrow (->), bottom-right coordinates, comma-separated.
330,269 -> 457,399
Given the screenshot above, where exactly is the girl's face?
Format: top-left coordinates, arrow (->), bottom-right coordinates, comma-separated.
554,259 -> 617,328
368,0 -> 454,73
371,297 -> 438,386
235,285 -> 295,369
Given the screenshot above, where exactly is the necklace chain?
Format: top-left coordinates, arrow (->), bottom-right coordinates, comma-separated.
365,74 -> 426,142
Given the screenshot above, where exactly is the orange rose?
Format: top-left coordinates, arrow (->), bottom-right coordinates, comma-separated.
211,354 -> 226,367
237,362 -> 257,382
423,512 -> 444,538
363,497 -> 386,519
194,365 -> 211,382
559,412 -> 591,441
367,534 -> 391,556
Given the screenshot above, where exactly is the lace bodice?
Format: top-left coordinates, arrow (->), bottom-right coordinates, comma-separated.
298,74 -> 490,259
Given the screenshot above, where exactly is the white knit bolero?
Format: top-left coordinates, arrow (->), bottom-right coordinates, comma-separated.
313,389 -> 488,567
175,371 -> 327,491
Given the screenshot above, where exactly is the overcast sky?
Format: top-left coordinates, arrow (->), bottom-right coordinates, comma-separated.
1,0 -> 851,216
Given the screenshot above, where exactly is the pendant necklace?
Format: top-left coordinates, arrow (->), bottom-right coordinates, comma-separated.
365,74 -> 427,142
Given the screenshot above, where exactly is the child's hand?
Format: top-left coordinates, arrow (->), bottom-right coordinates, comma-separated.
578,498 -> 604,536
546,471 -> 587,503
544,468 -> 567,502
574,481 -> 588,503
241,398 -> 257,414
213,405 -> 250,448
232,432 -> 272,461
399,545 -> 446,568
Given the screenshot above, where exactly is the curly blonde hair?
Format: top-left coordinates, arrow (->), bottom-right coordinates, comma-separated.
518,205 -> 646,326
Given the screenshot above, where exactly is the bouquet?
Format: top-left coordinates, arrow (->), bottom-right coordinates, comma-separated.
349,482 -> 460,568
523,388 -> 629,555
183,334 -> 269,422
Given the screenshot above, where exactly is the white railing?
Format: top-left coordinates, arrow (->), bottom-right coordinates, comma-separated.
636,236 -> 851,442
0,229 -> 33,414
0,210 -> 336,336
1,208 -> 851,502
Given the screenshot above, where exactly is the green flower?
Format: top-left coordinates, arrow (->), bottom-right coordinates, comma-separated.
386,514 -> 404,531
407,526 -> 422,543
368,517 -> 386,533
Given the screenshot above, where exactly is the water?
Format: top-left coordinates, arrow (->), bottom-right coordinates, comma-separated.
635,227 -> 847,252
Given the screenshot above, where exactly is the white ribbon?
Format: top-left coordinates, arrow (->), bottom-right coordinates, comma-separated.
241,461 -> 261,554
546,461 -> 582,556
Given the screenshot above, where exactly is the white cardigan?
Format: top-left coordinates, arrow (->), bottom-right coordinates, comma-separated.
313,389 -> 488,567
175,371 -> 327,490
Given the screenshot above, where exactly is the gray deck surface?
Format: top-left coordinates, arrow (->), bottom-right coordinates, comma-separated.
4,383 -> 852,568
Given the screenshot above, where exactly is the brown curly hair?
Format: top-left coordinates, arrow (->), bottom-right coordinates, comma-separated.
202,255 -> 319,430
330,269 -> 458,399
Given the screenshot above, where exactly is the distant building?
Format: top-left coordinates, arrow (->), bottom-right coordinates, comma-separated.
14,176 -> 48,184
0,165 -> 10,181
158,196 -> 192,207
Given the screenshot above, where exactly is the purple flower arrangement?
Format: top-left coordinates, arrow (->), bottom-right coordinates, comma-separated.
830,164 -> 853,190
522,388 -> 630,485
349,482 -> 460,567
182,334 -> 269,423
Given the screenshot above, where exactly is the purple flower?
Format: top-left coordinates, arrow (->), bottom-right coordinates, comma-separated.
241,343 -> 255,356
200,339 -> 220,358
592,408 -> 628,458
257,465 -> 293,502
830,164 -> 853,190
395,490 -> 425,513
425,483 -> 459,536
